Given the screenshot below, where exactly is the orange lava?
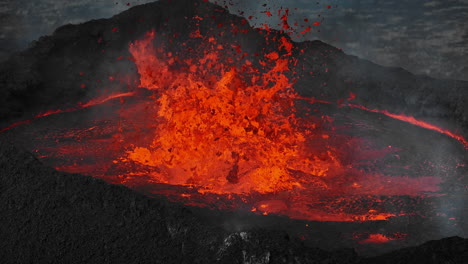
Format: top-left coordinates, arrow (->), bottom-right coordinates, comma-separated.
99,30 -> 442,222
119,30 -> 339,194
5,28 -> 455,224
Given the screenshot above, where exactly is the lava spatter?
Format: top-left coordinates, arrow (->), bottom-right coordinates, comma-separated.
120,29 -> 339,194
4,26 -> 462,224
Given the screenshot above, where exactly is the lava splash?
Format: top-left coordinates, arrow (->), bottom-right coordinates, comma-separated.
120,30 -> 338,195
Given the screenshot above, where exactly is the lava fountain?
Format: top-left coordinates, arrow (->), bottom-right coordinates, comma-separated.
3,26 -> 465,225
120,30 -> 339,195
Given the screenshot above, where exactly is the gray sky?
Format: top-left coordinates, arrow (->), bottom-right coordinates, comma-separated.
1,0 -> 467,80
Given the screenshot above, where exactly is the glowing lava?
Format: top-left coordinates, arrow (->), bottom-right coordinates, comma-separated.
3,27 -> 462,224
0,92 -> 136,133
357,233 -> 406,244
119,30 -> 339,194
347,104 -> 468,148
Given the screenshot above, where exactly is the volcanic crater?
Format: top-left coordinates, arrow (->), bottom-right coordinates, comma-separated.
0,0 -> 467,263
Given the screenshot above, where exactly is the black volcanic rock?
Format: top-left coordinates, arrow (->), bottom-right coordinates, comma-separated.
361,236 -> 468,264
0,0 -> 262,122
293,43 -> 468,137
0,140 -> 363,263
0,139 -> 467,263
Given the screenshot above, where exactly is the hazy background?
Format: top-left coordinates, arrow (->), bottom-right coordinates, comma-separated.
1,0 -> 467,81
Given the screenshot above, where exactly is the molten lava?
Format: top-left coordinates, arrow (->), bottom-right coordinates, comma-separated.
119,30 -> 339,194
2,27 -> 465,224
357,233 -> 406,244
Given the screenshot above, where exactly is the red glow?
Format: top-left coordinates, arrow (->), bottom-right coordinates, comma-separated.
347,104 -> 468,148
1,92 -> 135,133
0,120 -> 32,133
280,9 -> 291,30
80,92 -> 135,108
358,233 -> 406,244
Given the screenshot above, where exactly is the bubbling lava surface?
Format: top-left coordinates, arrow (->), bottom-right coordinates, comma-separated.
20,29 -> 463,226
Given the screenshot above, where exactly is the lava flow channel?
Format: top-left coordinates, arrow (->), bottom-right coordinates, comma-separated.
347,104 -> 468,148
